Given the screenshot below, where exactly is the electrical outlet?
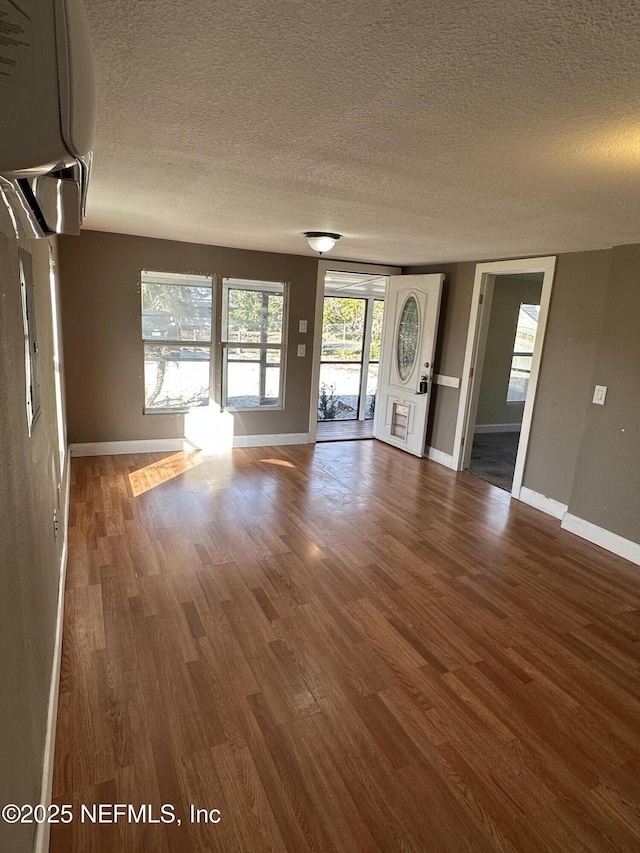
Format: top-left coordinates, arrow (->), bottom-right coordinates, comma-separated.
593,385 -> 607,405
53,509 -> 59,542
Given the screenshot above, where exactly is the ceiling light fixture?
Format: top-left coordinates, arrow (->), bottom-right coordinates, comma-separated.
304,231 -> 341,254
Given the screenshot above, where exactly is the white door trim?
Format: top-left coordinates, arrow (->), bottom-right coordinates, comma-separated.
308,259 -> 401,442
452,256 -> 556,498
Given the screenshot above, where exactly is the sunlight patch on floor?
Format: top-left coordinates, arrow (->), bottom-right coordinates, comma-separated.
129,450 -> 203,496
258,458 -> 296,468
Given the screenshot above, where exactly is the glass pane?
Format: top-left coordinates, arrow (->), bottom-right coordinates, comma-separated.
396,295 -> 419,381
225,347 -> 281,408
365,363 -> 379,420
144,345 -> 210,410
369,299 -> 385,361
506,303 -> 539,402
224,284 -> 284,344
321,296 -> 366,361
507,354 -> 533,402
318,363 -> 362,420
142,284 -> 212,343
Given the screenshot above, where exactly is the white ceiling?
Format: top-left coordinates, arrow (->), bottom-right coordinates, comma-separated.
83,0 -> 640,265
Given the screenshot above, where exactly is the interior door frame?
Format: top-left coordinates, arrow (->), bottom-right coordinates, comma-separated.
452,256 -> 556,498
308,259 -> 401,442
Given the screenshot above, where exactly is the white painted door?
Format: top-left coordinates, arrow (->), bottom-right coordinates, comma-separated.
373,274 -> 444,457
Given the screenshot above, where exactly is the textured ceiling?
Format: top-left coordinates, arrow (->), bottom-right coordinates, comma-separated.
83,0 -> 640,265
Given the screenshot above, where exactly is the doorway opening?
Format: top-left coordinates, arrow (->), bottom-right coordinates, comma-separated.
453,257 -> 556,497
316,270 -> 387,442
469,274 -> 543,490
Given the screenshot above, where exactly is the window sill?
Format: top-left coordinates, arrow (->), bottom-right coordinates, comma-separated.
223,406 -> 284,413
143,407 -> 193,415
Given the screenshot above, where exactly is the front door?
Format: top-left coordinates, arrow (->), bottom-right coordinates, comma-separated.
373,274 -> 444,456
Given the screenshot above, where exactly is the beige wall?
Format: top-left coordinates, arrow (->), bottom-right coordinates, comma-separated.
0,220 -> 67,853
523,250 -> 610,503
567,244 -> 640,543
58,231 -> 318,443
406,249 -> 613,509
476,276 -> 543,428
55,230 -> 640,548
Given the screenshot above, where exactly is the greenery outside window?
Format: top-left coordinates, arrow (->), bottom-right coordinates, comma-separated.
222,278 -> 287,409
141,270 -> 213,412
318,296 -> 384,421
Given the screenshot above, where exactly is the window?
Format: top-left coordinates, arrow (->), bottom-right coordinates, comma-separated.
318,295 -> 384,421
222,278 -> 286,409
319,296 -> 366,421
19,249 -> 41,434
507,303 -> 539,402
366,299 -> 384,420
141,270 -> 213,412
396,295 -> 419,382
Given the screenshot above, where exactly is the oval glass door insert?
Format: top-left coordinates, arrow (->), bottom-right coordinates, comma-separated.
396,295 -> 420,381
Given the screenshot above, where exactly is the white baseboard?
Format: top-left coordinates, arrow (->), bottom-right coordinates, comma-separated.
70,433 -> 311,457
561,513 -> 640,567
230,432 -> 310,448
34,463 -> 71,853
518,486 -> 568,520
474,423 -> 522,434
425,446 -> 457,470
70,438 -> 189,456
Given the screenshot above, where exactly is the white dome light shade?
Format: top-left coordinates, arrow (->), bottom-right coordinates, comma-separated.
304,232 -> 341,254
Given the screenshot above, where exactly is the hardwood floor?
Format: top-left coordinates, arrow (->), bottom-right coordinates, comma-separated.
51,440 -> 640,852
316,419 -> 374,441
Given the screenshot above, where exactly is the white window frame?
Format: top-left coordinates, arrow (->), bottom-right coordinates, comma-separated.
318,293 -> 384,422
141,270 -> 214,414
221,278 -> 288,411
506,302 -> 538,404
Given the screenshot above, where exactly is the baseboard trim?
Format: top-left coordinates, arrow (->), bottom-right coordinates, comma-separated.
34,463 -> 71,853
519,486 -> 568,520
70,438 -> 189,456
561,513 -> 640,567
474,423 -> 522,434
425,446 -> 457,470
231,432 -> 310,448
70,433 -> 311,457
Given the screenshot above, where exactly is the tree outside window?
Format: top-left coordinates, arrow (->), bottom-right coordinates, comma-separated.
222,279 -> 287,409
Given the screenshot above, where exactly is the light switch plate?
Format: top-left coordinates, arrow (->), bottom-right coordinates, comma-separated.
299,319 -> 308,333
297,344 -> 306,357
593,385 -> 607,405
